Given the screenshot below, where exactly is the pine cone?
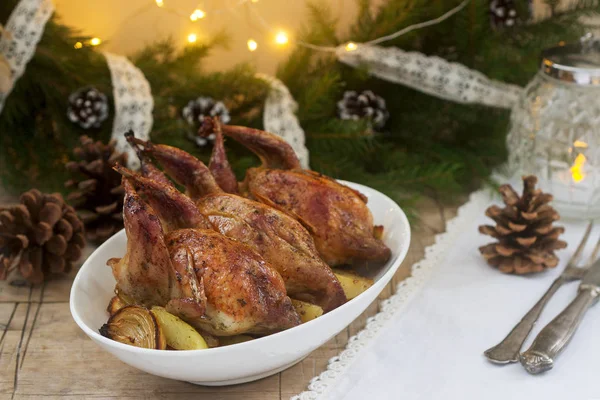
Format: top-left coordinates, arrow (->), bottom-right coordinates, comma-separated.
337,90 -> 389,130
479,176 -> 567,275
0,189 -> 86,285
67,87 -> 110,129
65,136 -> 127,243
182,96 -> 231,147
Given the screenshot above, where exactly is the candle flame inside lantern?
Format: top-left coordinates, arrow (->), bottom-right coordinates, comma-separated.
570,153 -> 587,183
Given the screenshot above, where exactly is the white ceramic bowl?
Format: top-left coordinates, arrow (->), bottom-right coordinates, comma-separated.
70,181 -> 411,386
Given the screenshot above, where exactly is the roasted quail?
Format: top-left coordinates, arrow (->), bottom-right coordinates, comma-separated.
200,118 -> 392,267
126,133 -> 346,312
108,168 -> 300,336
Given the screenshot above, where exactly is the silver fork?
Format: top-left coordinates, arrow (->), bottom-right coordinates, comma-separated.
484,221 -> 599,364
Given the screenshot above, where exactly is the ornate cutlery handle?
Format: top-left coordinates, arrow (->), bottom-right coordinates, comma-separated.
520,287 -> 599,374
484,278 -> 564,364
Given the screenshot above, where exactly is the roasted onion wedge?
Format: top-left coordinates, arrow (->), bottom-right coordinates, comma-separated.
100,305 -> 166,349
107,296 -> 127,316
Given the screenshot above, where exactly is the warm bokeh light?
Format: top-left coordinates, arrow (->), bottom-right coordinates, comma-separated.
90,37 -> 102,46
155,0 -> 164,7
345,42 -> 357,51
275,31 -> 289,45
190,9 -> 206,21
571,153 -> 587,183
74,41 -> 83,49
187,33 -> 198,43
250,0 -> 259,2
247,39 -> 258,51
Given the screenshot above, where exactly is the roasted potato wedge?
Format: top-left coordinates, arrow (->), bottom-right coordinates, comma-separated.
219,335 -> 254,346
100,305 -> 166,349
333,269 -> 374,300
291,299 -> 323,323
150,306 -> 208,350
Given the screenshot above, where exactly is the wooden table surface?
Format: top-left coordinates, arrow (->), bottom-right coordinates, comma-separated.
0,196 -> 457,399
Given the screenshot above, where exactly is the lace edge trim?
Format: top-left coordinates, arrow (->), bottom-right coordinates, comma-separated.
291,189 -> 491,400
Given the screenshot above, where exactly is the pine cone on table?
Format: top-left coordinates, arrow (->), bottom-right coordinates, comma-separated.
65,136 -> 127,243
0,189 -> 86,285
479,176 -> 567,275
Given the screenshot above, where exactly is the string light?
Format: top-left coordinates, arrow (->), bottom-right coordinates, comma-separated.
275,31 -> 288,45
105,1 -> 471,54
90,37 -> 102,46
190,9 -> 206,21
74,41 -> 83,49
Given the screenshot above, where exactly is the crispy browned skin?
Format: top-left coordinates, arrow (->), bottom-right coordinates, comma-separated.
198,193 -> 346,311
134,140 -> 346,311
202,120 -> 391,266
166,229 -> 300,335
109,172 -> 300,335
247,168 -> 391,266
206,117 -> 239,194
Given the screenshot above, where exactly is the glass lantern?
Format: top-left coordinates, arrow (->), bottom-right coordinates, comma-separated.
507,35 -> 600,219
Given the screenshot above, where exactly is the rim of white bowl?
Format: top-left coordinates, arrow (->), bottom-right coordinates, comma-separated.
69,181 -> 411,356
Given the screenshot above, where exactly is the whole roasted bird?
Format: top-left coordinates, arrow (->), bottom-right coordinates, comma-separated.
200,118 -> 392,267
125,131 -> 346,312
108,167 -> 300,336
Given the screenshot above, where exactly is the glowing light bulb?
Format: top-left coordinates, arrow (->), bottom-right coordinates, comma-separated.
74,41 -> 83,49
275,31 -> 288,45
247,39 -> 258,52
571,153 -> 587,183
188,33 -> 198,43
90,37 -> 102,46
190,9 -> 205,21
156,0 -> 164,7
345,42 -> 357,51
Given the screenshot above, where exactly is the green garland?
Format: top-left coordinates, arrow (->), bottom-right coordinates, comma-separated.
1,0 -> 598,211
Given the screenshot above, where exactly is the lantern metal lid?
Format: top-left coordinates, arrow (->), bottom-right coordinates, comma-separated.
541,34 -> 600,85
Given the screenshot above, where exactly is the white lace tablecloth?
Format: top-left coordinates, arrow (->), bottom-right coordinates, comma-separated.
294,189 -> 600,399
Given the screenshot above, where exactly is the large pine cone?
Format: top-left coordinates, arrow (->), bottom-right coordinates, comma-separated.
0,189 -> 86,284
66,136 -> 126,243
479,176 -> 567,275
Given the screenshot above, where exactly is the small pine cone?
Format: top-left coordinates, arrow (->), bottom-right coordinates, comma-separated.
478,175 -> 567,275
0,189 -> 86,285
65,136 -> 127,243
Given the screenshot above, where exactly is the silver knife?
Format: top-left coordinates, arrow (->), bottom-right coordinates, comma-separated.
520,258 -> 600,374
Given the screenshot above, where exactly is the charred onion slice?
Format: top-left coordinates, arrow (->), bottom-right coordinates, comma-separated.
100,305 -> 166,349
107,296 -> 127,316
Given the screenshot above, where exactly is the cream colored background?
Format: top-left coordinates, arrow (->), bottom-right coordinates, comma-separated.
51,0 -> 591,75
54,0 -> 361,75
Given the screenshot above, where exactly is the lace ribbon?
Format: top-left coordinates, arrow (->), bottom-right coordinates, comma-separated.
292,188 -> 491,399
258,73 -> 310,168
336,44 -> 523,109
104,52 -> 154,170
0,0 -> 54,113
